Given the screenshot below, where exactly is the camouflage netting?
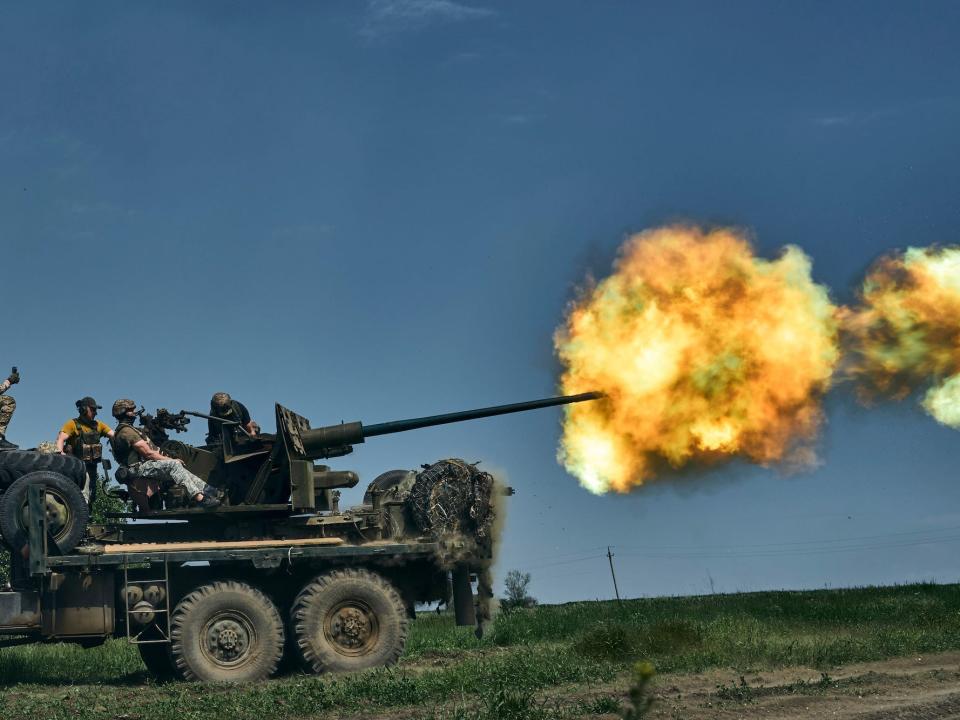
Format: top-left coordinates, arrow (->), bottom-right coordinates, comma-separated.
407,459 -> 495,548
406,458 -> 498,634
36,441 -> 58,454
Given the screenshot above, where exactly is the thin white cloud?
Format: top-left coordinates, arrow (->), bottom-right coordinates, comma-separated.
447,51 -> 483,63
362,0 -> 495,38
497,113 -> 535,126
810,96 -> 960,129
812,115 -> 855,128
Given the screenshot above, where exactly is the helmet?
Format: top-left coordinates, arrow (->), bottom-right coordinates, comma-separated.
211,392 -> 232,413
112,398 -> 137,419
76,396 -> 102,411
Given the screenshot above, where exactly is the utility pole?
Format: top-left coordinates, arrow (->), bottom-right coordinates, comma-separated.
607,546 -> 622,605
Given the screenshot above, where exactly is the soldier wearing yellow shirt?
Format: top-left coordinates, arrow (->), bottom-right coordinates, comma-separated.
56,397 -> 114,502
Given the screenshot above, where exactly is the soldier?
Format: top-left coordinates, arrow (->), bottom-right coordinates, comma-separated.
110,398 -> 220,509
0,367 -> 20,450
55,397 -> 114,502
205,392 -> 259,444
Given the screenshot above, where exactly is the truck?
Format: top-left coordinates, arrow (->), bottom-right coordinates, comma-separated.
0,392 -> 599,682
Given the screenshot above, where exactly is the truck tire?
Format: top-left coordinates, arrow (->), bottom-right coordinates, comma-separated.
0,451 -> 85,487
0,465 -> 15,490
169,581 -> 284,682
0,470 -> 89,554
291,568 -> 408,674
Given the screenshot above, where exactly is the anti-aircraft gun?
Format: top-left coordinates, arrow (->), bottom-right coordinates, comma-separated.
0,391 -> 601,683
109,391 -> 601,537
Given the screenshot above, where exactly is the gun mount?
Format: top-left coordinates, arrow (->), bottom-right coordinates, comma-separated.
107,391 -> 601,515
135,407 -> 191,446
94,390 -> 602,568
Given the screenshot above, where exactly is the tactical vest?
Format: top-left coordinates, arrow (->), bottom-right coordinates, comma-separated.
71,418 -> 103,462
111,422 -> 153,467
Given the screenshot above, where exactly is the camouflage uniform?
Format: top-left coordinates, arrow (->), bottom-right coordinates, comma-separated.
0,378 -> 15,437
112,422 -> 210,498
133,459 -> 208,497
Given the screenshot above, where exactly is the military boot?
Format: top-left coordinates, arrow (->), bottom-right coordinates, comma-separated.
0,434 -> 17,450
194,495 -> 221,509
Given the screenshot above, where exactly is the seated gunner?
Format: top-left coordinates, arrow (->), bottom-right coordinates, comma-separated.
110,398 -> 220,509
205,392 -> 259,445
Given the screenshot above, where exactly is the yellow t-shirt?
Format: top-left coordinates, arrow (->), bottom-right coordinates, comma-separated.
60,418 -> 112,439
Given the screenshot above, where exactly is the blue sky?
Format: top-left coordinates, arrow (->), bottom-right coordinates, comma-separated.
2,1 -> 960,603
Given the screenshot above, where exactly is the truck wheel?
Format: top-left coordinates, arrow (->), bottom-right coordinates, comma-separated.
169,581 -> 284,682
0,470 -> 89,553
291,568 -> 408,674
0,451 -> 85,487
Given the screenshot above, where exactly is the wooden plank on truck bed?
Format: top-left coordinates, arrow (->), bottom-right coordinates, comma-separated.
101,537 -> 344,553
48,541 -> 440,568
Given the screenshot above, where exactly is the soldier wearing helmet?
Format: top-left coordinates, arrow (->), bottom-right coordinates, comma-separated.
55,396 -> 114,502
205,392 -> 259,445
110,398 -> 220,509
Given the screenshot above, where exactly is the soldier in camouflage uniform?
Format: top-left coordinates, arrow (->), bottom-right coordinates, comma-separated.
109,398 -> 220,508
0,367 -> 20,450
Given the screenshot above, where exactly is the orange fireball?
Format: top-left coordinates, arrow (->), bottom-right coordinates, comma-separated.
555,226 -> 840,494
845,246 -> 960,428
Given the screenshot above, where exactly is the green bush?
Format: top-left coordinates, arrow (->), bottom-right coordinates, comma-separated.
586,696 -> 622,714
642,618 -> 702,654
573,620 -> 640,660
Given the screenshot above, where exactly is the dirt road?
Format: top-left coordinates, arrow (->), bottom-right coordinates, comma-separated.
642,651 -> 960,719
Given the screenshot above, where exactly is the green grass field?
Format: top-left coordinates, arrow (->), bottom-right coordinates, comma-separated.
2,582 -> 959,720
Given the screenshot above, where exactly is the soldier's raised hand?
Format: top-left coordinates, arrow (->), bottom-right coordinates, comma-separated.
7,368 -> 19,385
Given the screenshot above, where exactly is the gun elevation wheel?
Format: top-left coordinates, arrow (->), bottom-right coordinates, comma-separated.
362,469 -> 414,505
291,568 -> 408,674
169,581 -> 284,682
0,470 -> 89,553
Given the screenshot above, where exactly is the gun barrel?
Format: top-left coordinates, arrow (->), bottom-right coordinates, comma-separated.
182,409 -> 240,426
293,392 -> 602,460
362,391 -> 602,438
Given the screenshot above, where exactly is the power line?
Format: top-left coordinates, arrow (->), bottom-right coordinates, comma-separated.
512,524 -> 960,570
615,534 -> 960,560
533,554 -> 609,570
521,545 -> 609,565
534,567 -> 608,580
611,524 -> 960,553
